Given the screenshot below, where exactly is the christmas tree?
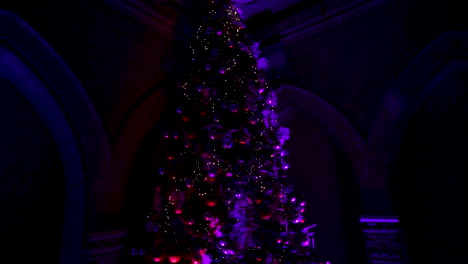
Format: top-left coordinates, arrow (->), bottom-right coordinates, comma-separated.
136,1 -> 322,263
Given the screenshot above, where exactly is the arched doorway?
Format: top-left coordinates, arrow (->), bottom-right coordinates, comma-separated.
0,11 -> 110,264
276,84 -> 367,264
372,31 -> 468,263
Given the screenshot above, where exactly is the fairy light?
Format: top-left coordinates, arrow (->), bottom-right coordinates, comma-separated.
139,1 -> 323,263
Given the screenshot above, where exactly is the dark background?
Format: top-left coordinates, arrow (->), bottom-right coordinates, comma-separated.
0,0 -> 467,263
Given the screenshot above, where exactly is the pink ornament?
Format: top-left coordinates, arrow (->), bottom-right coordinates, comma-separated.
168,256 -> 181,263
207,200 -> 217,207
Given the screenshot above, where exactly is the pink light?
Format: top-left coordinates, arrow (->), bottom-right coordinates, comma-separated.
153,257 -> 162,262
169,256 -> 181,263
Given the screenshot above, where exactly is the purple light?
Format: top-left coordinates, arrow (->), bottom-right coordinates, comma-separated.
359,218 -> 399,223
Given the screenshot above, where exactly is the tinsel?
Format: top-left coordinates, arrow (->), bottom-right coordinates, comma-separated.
133,1 -> 325,263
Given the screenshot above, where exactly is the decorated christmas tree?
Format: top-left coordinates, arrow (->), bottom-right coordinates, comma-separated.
136,1 -> 323,263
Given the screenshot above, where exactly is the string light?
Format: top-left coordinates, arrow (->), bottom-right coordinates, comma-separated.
139,1 -> 323,263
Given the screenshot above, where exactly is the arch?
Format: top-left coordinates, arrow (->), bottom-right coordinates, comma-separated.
369,31 -> 468,264
110,86 -> 168,213
0,10 -> 111,264
276,84 -> 367,183
276,84 -> 367,263
369,31 -> 468,189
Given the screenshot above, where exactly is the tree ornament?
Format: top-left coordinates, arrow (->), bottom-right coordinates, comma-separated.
219,66 -> 227,74
136,2 -> 324,264
153,256 -> 163,262
229,103 -> 239,112
168,256 -> 181,263
248,115 -> 257,125
223,133 -> 233,149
